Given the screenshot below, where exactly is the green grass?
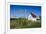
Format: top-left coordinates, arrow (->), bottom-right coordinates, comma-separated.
10,18 -> 41,29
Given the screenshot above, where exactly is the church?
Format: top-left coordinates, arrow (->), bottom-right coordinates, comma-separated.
28,12 -> 40,21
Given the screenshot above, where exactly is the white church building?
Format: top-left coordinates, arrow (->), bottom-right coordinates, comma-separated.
28,12 -> 40,21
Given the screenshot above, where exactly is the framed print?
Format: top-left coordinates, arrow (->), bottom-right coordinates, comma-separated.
10,3 -> 41,29
6,2 -> 44,34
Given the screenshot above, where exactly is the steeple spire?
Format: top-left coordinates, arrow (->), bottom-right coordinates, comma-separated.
31,12 -> 37,18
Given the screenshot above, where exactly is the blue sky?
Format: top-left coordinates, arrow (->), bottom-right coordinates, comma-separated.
10,5 -> 41,18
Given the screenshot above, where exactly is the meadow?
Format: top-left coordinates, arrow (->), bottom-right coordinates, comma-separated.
10,18 -> 41,29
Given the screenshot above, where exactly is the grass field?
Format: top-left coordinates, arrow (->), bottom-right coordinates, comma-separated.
10,18 -> 41,29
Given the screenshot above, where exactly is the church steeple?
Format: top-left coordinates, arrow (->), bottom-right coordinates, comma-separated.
31,12 -> 37,18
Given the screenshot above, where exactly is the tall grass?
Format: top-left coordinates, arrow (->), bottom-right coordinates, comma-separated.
10,18 -> 41,29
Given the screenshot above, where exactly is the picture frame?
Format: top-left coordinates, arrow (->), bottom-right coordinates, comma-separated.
6,2 -> 44,34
